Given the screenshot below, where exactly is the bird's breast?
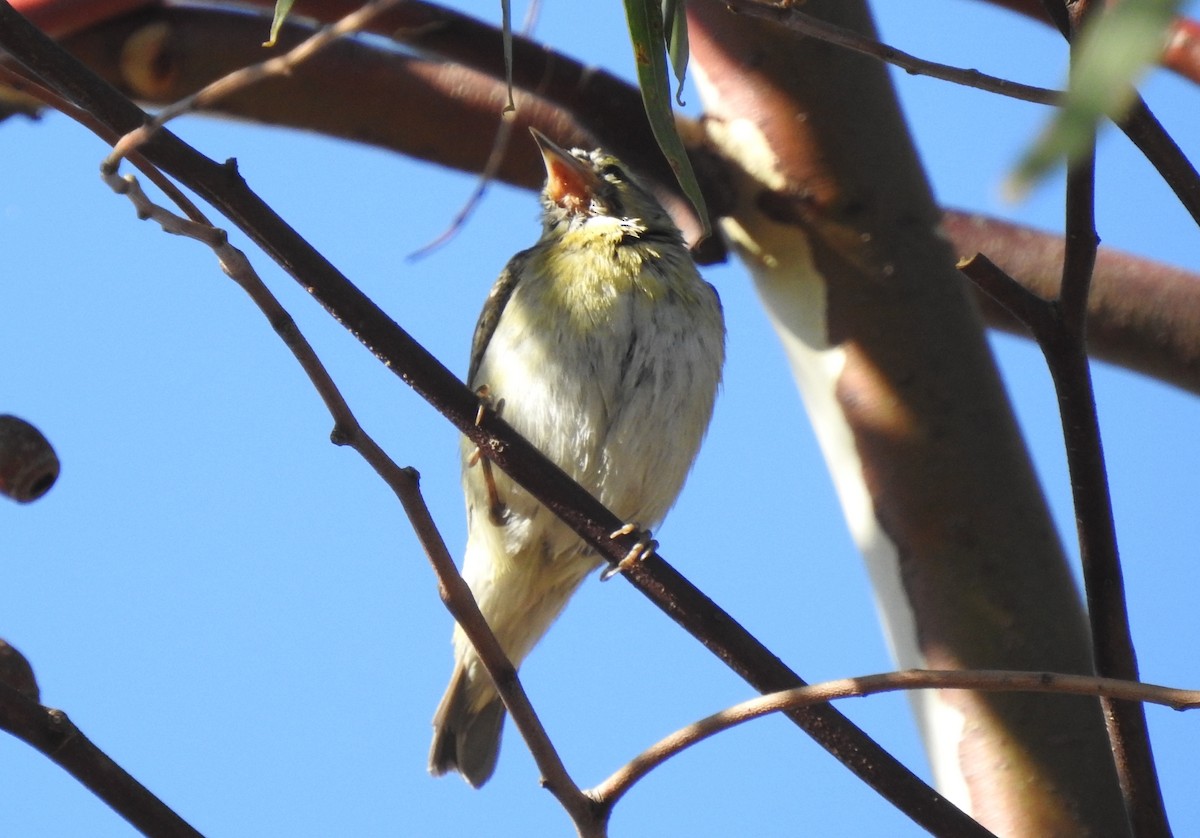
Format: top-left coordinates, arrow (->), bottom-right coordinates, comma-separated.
470,240 -> 722,529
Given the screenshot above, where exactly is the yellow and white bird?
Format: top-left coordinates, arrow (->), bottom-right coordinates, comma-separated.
429,131 -> 725,787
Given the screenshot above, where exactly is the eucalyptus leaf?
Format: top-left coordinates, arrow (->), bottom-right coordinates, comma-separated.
501,0 -> 516,112
1010,0 -> 1181,196
662,0 -> 690,107
264,0 -> 295,48
623,0 -> 710,234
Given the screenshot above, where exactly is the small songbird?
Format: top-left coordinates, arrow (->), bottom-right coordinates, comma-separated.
428,131 -> 725,787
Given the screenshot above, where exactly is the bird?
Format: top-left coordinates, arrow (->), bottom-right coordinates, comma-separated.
428,130 -> 725,787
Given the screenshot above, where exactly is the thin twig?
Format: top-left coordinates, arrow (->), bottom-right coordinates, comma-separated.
407,106 -> 520,260
731,0 -> 1200,229
394,474 -> 607,837
106,0 -> 406,167
959,244 -> 1171,836
592,668 -> 1200,807
1117,97 -> 1200,229
1060,112 -> 1169,838
726,0 -> 1061,105
0,642 -> 202,837
0,63 -> 209,225
956,253 -> 1053,338
1047,4 -> 1174,833
407,0 -> 544,259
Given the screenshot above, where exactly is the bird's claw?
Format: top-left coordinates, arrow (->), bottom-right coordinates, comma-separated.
473,385 -> 496,427
468,386 -> 509,525
600,523 -> 657,581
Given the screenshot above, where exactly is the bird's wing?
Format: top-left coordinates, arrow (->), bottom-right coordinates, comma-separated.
468,249 -> 530,385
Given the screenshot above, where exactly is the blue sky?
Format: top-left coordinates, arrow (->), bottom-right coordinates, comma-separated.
3,1 -> 1198,835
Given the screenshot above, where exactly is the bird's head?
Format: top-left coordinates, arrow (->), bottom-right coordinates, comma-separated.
531,129 -> 679,242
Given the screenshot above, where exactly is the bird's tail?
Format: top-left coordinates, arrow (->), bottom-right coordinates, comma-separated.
428,664 -> 506,788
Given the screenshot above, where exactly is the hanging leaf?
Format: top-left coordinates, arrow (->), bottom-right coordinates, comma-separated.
662,0 -> 690,107
1009,0 -> 1182,197
264,0 -> 295,48
623,0 -> 710,234
500,0 -> 516,113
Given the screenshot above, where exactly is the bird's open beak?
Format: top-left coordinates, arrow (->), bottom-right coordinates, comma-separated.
531,128 -> 600,212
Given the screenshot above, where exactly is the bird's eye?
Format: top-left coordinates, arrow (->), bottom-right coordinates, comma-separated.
599,163 -> 625,180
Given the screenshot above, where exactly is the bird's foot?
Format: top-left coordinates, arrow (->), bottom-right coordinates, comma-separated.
600,523 -> 657,581
467,386 -> 509,525
468,386 -> 505,466
482,461 -> 509,526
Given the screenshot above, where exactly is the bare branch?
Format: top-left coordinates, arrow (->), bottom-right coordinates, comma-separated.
724,0 -> 1061,105
0,62 -> 210,223
960,231 -> 1170,834
593,668 -> 1200,808
980,0 -> 1200,85
0,640 -> 203,836
399,474 -> 606,837
1117,97 -> 1200,230
1018,4 -> 1175,831
107,0 -> 407,167
943,211 -> 1200,396
957,253 -> 1055,339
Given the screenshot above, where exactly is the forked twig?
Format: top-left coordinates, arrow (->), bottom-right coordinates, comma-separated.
959,246 -> 1168,836
0,63 -> 209,224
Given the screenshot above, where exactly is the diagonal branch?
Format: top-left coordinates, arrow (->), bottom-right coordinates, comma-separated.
0,640 -> 203,837
105,0 -> 415,167
942,211 -> 1200,396
727,0 -> 1061,105
1116,96 -> 1200,229
987,0 -> 1200,84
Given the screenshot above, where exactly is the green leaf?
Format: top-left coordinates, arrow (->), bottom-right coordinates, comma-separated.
662,0 -> 690,107
264,0 -> 295,48
501,0 -> 516,113
623,0 -> 710,234
1010,0 -> 1181,197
